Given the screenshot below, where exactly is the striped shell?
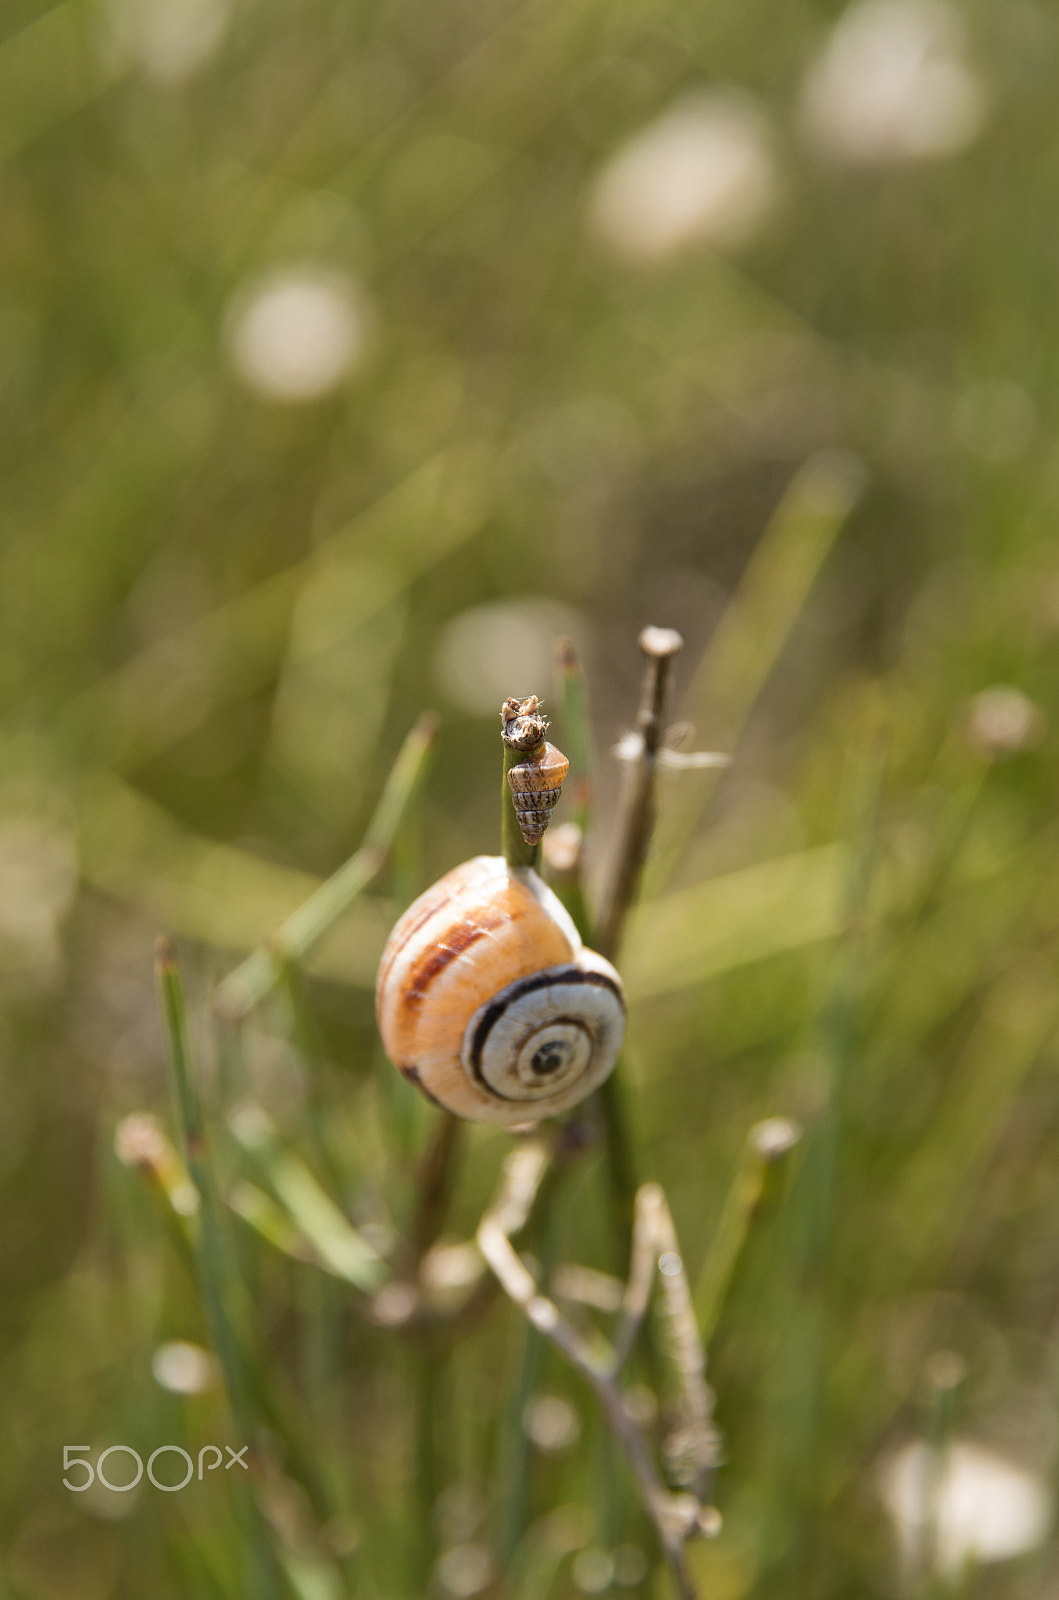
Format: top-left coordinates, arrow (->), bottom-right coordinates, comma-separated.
375,856 -> 625,1124
507,742 -> 570,846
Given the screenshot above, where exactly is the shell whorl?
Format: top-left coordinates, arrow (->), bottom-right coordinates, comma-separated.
463,950 -> 623,1111
500,696 -> 569,848
375,856 -> 625,1125
506,742 -> 570,846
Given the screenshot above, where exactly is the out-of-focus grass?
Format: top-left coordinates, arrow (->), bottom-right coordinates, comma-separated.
3,0 -> 1059,1595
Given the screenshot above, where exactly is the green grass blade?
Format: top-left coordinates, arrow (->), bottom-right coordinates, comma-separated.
228,1103 -> 387,1291
155,939 -> 280,1599
694,1118 -> 801,1345
228,1178 -> 313,1261
216,712 -> 436,1019
647,451 -> 865,893
557,637 -> 592,837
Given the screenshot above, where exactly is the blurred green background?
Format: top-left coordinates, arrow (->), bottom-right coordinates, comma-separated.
3,0 -> 1059,1594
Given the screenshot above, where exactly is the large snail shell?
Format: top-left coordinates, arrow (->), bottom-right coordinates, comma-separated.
376,856 -> 625,1125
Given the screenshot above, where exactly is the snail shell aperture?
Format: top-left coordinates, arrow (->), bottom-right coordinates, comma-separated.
375,856 -> 625,1124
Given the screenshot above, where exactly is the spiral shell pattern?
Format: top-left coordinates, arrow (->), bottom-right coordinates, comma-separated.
375,856 -> 624,1124
507,742 -> 570,846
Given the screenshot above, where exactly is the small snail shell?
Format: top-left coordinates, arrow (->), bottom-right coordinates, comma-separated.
376,856 -> 625,1124
507,743 -> 570,847
501,694 -> 569,847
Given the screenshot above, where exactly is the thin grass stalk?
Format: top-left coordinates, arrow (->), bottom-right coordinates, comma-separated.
278,957 -> 346,1197
553,636 -> 593,937
414,1349 -> 444,1589
495,1299 -> 549,1565
485,1138 -> 556,1563
155,939 -> 279,1599
411,1111 -> 462,1264
766,745 -> 884,1591
646,451 -> 865,896
557,636 -> 592,838
216,711 -> 437,1019
227,1102 -> 386,1291
921,1355 -> 965,1597
694,1118 -> 801,1346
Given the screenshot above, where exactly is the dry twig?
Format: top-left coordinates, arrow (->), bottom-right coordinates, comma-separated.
477,1146 -> 716,1599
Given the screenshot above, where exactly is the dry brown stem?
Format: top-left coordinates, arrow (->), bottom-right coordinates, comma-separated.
477,1145 -> 715,1599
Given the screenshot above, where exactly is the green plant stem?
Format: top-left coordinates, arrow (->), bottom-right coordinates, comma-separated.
155,940 -> 278,1600
216,711 -> 437,1019
228,1102 -> 386,1291
278,957 -> 346,1197
557,637 -> 592,837
553,637 -> 594,938
411,1111 -> 462,1263
414,1349 -> 444,1588
764,746 -> 884,1593
694,1118 -> 801,1346
597,1070 -> 638,1264
646,452 -> 865,896
494,1162 -> 565,1564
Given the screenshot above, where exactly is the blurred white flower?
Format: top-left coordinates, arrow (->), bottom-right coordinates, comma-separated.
433,1481 -> 486,1544
104,0 -> 230,84
572,1549 -> 615,1594
225,269 -> 370,403
965,686 -> 1046,758
541,821 -> 584,878
800,0 -> 987,164
523,1392 -> 581,1455
588,90 -> 777,264
434,600 -> 587,715
436,1543 -> 493,1598
420,1240 -> 482,1292
881,1439 -> 1050,1573
371,1281 -> 418,1328
151,1340 -> 218,1395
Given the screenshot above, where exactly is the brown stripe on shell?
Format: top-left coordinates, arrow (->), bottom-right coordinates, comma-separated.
511,788 -> 562,813
398,1064 -> 445,1108
510,790 -> 562,845
375,878 -> 462,997
400,909 -> 510,1010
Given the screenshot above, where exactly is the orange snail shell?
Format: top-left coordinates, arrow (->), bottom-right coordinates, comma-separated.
506,742 -> 570,847
375,856 -> 625,1124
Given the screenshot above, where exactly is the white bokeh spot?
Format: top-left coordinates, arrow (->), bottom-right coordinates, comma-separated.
800,0 -> 987,164
103,0 -> 231,84
881,1439 -> 1051,1573
225,269 -> 370,403
588,90 -> 777,264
